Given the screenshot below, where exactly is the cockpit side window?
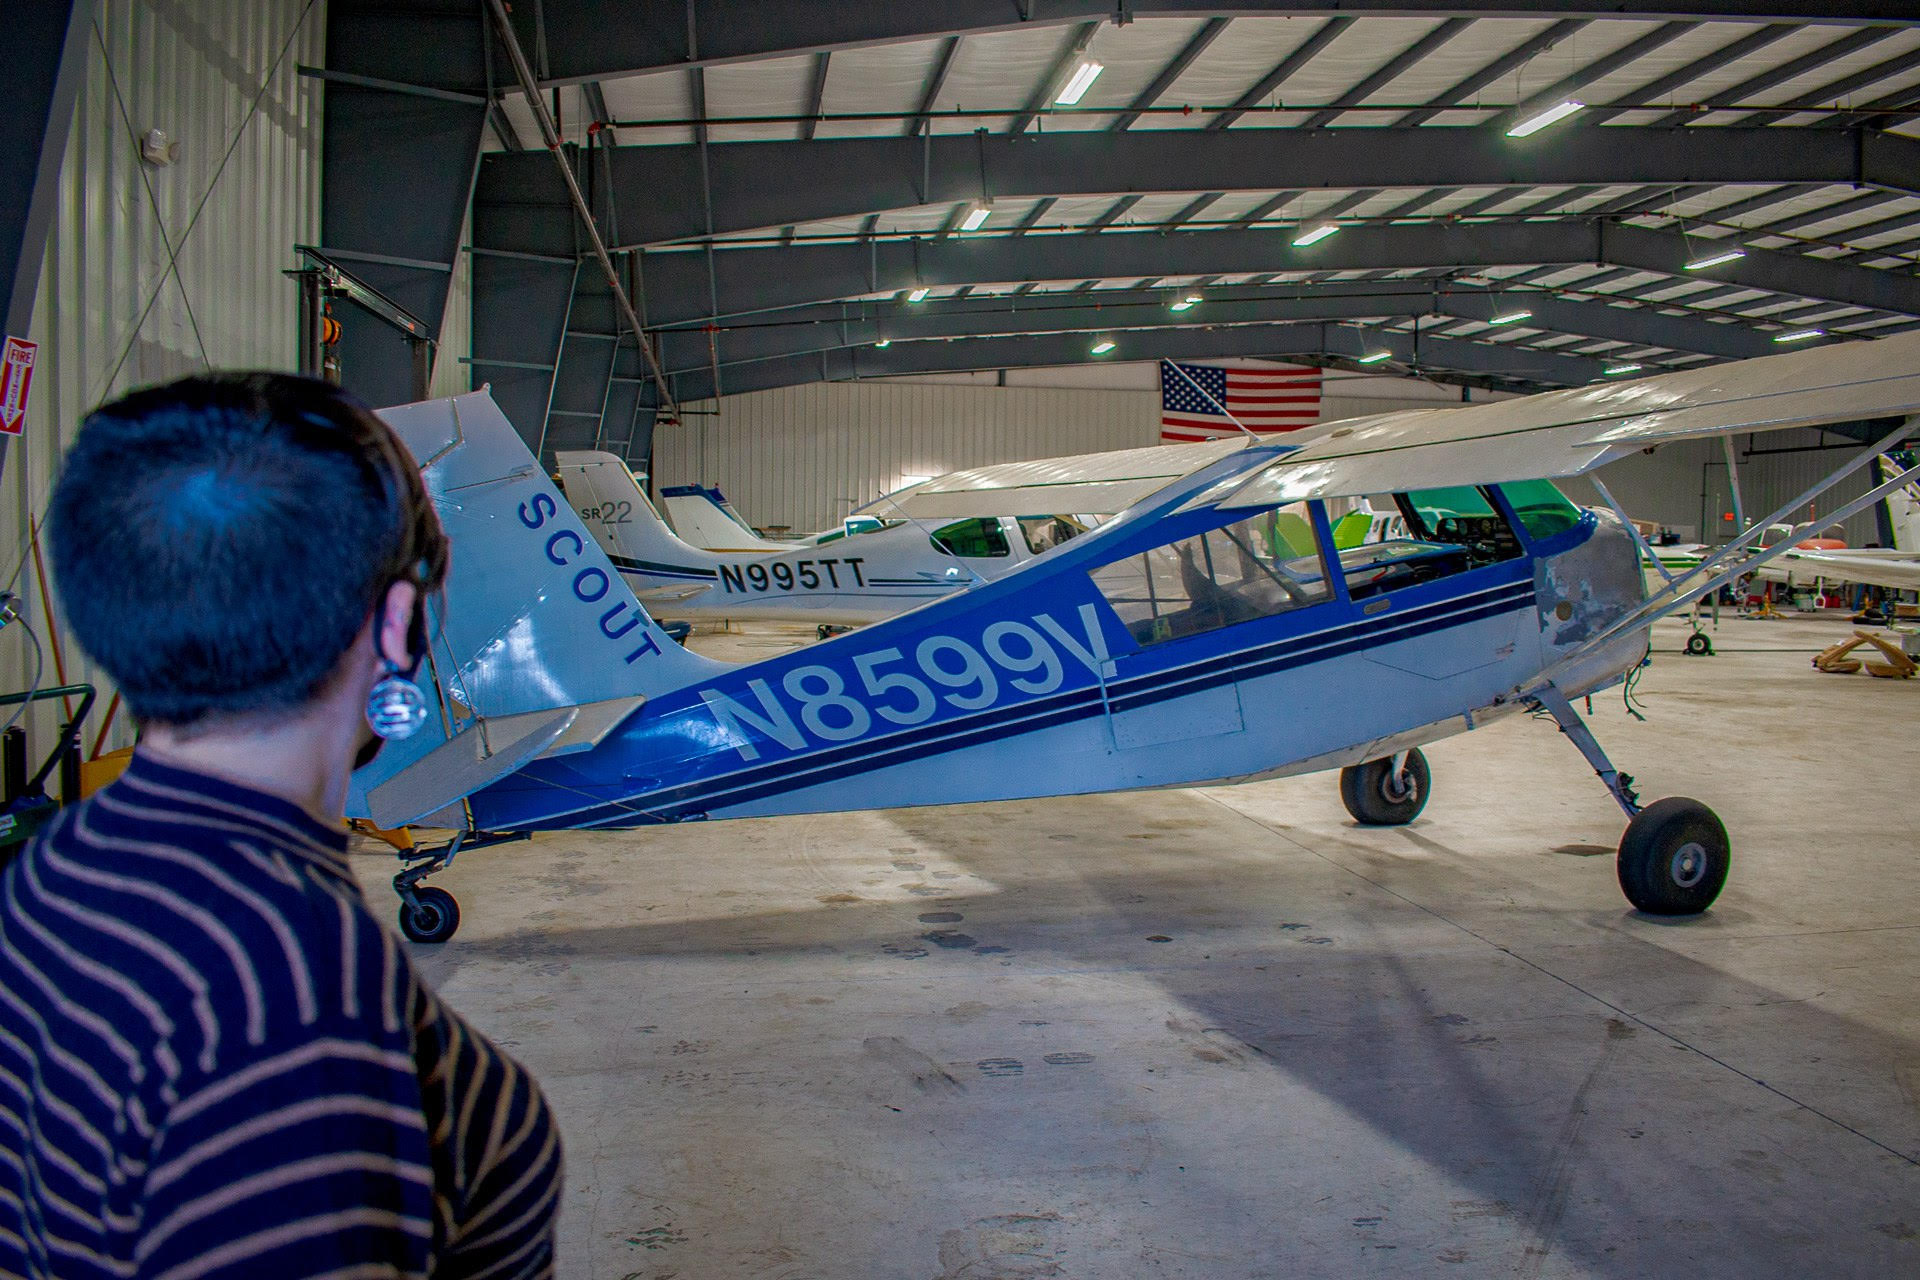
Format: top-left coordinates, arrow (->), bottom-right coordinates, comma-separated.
1091,503 -> 1334,647
1336,486 -> 1524,600
1017,514 -> 1093,555
930,517 -> 1011,559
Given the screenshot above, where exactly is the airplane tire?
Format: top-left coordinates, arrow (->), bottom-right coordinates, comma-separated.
1617,798 -> 1728,915
1684,632 -> 1714,657
399,886 -> 461,944
1339,749 -> 1431,826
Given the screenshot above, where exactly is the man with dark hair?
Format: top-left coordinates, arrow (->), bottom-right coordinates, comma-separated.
0,374 -> 561,1278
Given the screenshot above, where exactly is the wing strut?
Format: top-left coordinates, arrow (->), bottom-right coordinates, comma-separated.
1540,415 -> 1919,688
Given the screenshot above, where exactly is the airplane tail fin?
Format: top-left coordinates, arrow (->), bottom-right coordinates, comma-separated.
554,450 -> 729,575
659,484 -> 796,552
1882,453 -> 1920,553
347,395 -> 722,828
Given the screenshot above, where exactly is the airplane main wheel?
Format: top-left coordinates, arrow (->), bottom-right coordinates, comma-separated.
1340,749 -> 1431,826
1617,798 -> 1728,916
399,886 -> 461,944
1684,631 -> 1714,657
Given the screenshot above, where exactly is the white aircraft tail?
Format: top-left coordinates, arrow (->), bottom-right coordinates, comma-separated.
660,484 -> 796,552
347,396 -> 721,828
555,450 -> 730,574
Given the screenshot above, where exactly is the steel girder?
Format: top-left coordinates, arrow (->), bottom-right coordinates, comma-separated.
600,221 -> 1920,325
473,126 -> 1920,248
636,321 -> 1614,404
530,3 -> 1920,84
617,281 -> 1782,375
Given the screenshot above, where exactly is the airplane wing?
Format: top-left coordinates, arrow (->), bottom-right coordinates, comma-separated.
1755,548 -> 1920,593
1216,329 -> 1920,506
865,437 -> 1253,520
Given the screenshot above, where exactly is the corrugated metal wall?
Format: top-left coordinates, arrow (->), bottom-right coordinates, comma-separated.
1,0 -> 325,753
657,381 -> 1157,533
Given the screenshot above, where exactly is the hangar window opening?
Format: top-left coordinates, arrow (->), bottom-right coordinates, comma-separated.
931,517 -> 1011,559
1092,503 -> 1332,647
1338,487 -> 1524,599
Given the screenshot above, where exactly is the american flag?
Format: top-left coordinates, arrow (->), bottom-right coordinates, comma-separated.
1160,360 -> 1322,444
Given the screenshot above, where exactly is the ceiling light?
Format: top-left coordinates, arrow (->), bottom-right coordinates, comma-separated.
1603,362 -> 1642,375
1090,340 -> 1116,355
874,339 -> 891,349
906,286 -> 930,303
1684,248 -> 1746,271
1356,350 -> 1392,365
1056,59 -> 1104,106
1292,223 -> 1340,247
1489,309 -> 1533,326
1774,328 -> 1824,343
1169,294 -> 1201,312
958,202 -> 990,232
1506,99 -> 1584,138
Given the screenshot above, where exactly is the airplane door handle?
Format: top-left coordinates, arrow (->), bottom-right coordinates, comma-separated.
1362,598 -> 1392,615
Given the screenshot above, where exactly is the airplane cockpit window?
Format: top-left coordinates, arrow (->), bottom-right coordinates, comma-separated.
1497,479 -> 1584,542
1017,514 -> 1093,555
931,517 -> 1011,559
1338,486 -> 1523,599
1092,504 -> 1332,647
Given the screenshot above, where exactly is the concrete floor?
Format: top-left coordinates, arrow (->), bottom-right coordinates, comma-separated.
355,614 -> 1920,1279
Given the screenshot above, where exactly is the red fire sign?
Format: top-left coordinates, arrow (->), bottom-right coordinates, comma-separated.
0,337 -> 37,436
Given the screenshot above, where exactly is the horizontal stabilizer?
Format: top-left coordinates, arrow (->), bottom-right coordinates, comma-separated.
362,706 -> 576,829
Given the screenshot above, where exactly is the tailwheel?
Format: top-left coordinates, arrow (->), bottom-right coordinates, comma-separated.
1339,748 -> 1431,826
1617,798 -> 1729,916
399,885 -> 461,944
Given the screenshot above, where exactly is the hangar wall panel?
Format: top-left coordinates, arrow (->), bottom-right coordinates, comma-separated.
657,382 -> 1156,533
1,0 -> 324,754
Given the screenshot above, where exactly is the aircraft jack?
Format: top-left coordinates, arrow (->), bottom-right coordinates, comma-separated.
1531,686 -> 1729,916
394,828 -> 530,943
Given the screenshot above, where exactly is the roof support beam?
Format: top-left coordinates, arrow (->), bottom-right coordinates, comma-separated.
1583,24 -> 1798,126
1009,21 -> 1098,135
1300,18 -> 1473,129
638,280 -> 1782,375
1112,18 -> 1231,131
475,126 -> 1920,249
1208,17 -> 1351,131
802,52 -> 831,141
657,321 -> 1612,402
532,4 -> 1920,86
1644,25 -> 1894,126
608,219 -> 1920,326
906,39 -> 959,136
1393,20 -> 1585,128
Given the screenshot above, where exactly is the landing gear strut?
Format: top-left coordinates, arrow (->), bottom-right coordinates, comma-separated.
1532,686 -> 1728,915
392,828 -> 530,943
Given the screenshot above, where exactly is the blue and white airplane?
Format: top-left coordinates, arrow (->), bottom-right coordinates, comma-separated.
349,335 -> 1920,942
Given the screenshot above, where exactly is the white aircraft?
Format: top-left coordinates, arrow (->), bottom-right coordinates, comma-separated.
554,446 -> 1191,626
348,332 -> 1920,944
1750,454 -> 1920,595
655,483 -> 808,552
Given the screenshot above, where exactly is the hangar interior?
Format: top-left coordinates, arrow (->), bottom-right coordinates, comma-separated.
2,2 -> 1919,1277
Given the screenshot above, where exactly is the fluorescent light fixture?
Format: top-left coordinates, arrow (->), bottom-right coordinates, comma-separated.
1055,59 -> 1104,106
958,202 -> 990,232
906,286 -> 930,303
1505,99 -> 1584,138
1090,340 -> 1117,355
1169,294 -> 1201,312
1774,328 -> 1824,343
1291,223 -> 1340,247
1356,350 -> 1392,365
874,339 -> 891,349
1603,362 -> 1642,375
1684,248 -> 1746,271
899,474 -> 932,488
1489,309 -> 1533,326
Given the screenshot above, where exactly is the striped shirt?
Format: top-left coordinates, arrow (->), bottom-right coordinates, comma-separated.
0,753 -> 561,1278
